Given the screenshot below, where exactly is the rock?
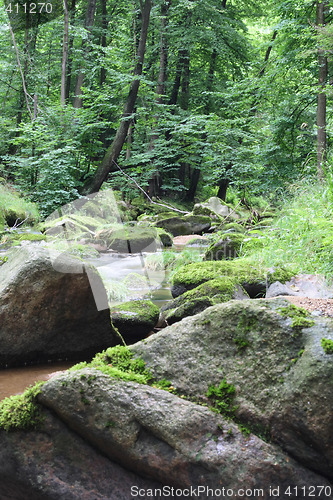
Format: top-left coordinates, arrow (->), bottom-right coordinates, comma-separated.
156,228 -> 173,247
266,274 -> 333,299
172,234 -> 209,249
107,227 -> 159,253
193,196 -> 238,220
110,299 -> 160,342
155,215 -> 211,236
161,278 -> 248,325
204,233 -> 245,260
0,408 -> 162,499
38,368 -> 332,496
170,260 -> 295,298
132,298 -> 333,480
0,246 -> 117,367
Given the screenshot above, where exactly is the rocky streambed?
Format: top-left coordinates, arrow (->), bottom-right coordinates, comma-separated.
0,195 -> 332,498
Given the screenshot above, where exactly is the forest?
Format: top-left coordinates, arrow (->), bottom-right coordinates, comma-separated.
0,2 -> 333,496
0,0 -> 332,217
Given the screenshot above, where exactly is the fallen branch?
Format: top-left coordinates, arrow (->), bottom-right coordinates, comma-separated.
112,160 -> 190,214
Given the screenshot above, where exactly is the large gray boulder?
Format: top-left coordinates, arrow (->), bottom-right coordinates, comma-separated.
38,368 -> 332,497
0,408 -> 162,499
132,298 -> 333,481
0,246 -> 117,367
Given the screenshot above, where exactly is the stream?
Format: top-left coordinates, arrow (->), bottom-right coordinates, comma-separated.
0,250 -> 174,401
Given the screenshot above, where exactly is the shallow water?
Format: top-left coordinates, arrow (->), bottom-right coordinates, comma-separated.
0,361 -> 74,401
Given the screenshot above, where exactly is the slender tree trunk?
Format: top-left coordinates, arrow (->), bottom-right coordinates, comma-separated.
73,0 -> 97,108
148,0 -> 171,197
100,0 -> 107,86
65,0 -> 76,102
316,0 -> 328,181
61,0 -> 69,105
82,0 -> 152,194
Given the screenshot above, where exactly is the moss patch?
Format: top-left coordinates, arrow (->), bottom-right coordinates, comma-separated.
278,304 -> 315,330
0,381 -> 46,431
206,378 -> 237,418
321,338 -> 333,354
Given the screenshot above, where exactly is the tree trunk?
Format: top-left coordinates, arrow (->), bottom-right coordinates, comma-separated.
217,178 -> 229,201
81,0 -> 152,194
316,0 -> 328,181
185,167 -> 200,202
73,0 -> 97,108
148,1 -> 171,197
65,0 -> 76,102
100,0 -> 107,86
61,0 -> 69,106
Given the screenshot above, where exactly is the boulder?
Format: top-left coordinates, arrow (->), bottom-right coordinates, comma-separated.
0,246 -> 117,367
107,227 -> 159,253
38,368 -> 332,496
161,278 -> 248,325
110,299 -> 160,342
132,298 -> 333,480
204,233 -> 245,260
193,196 -> 238,220
170,260 -> 295,298
155,215 -> 211,236
0,408 -> 162,499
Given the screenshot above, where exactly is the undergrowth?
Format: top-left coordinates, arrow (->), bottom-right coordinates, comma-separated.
240,180 -> 333,282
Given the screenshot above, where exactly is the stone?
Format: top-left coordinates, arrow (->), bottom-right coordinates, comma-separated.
161,278 -> 248,325
204,233 -> 245,260
110,299 -> 160,342
107,227 -> 159,253
0,408 -> 162,499
193,196 -> 238,220
155,215 -> 211,236
38,368 -> 332,495
0,246 -> 117,367
132,298 -> 333,480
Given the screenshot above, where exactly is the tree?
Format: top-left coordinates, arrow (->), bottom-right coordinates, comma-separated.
316,0 -> 329,180
82,0 -> 152,194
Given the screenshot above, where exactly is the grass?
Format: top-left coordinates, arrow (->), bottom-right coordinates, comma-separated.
239,180 -> 333,282
0,184 -> 39,226
145,248 -> 204,274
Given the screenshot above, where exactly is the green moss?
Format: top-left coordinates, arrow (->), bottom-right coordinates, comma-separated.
171,259 -> 267,291
206,378 -> 237,418
110,299 -> 159,324
0,255 -> 8,265
71,345 -> 153,384
278,303 -> 315,330
222,222 -> 245,233
0,381 -> 46,431
321,338 -> 333,354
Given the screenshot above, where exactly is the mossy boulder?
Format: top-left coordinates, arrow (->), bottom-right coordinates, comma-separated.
107,227 -> 159,253
156,228 -> 173,247
204,233 -> 245,261
161,277 -> 248,324
193,197 -> 239,220
170,259 -> 295,298
132,297 -> 333,480
155,215 -> 211,236
110,299 -> 160,342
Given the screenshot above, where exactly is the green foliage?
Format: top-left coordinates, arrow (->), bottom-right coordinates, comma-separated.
0,381 -> 45,431
321,338 -> 333,355
206,378 -> 237,418
240,182 -> 333,282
